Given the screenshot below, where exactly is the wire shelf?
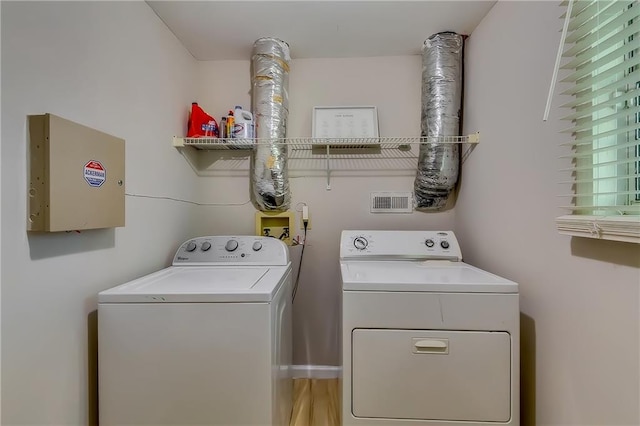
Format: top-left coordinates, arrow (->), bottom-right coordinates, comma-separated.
173,133 -> 479,150
172,133 -> 480,189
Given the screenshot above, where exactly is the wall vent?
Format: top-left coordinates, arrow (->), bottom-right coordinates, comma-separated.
370,192 -> 413,213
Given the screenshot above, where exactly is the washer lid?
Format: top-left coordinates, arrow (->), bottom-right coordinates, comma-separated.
341,261 -> 518,293
98,265 -> 290,303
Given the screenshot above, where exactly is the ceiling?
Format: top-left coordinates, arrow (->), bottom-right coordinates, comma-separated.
146,1 -> 496,60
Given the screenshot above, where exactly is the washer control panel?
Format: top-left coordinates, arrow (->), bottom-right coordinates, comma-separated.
340,230 -> 462,261
172,236 -> 289,265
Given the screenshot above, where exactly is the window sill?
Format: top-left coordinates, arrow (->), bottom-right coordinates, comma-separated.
556,215 -> 640,244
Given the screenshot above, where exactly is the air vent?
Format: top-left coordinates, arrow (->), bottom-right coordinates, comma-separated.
370,192 -> 413,213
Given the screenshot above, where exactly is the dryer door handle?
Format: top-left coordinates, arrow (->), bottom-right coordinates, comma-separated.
412,338 -> 449,354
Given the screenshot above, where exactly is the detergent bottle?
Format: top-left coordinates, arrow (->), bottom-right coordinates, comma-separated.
187,102 -> 218,138
232,106 -> 254,139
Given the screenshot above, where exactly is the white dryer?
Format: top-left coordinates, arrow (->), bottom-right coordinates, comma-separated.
98,236 -> 292,426
340,230 -> 519,426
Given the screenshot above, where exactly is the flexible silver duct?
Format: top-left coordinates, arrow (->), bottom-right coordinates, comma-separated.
251,37 -> 291,211
414,32 -> 464,210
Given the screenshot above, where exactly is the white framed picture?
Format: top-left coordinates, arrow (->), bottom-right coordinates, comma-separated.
312,106 -> 379,139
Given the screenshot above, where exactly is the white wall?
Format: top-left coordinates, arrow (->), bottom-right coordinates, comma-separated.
1,2 -> 199,424
196,57 -> 455,366
458,1 -> 640,424
0,2 -> 3,418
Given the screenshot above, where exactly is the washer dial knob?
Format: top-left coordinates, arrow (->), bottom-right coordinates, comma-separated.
440,240 -> 450,249
425,239 -> 435,248
201,242 -> 212,251
225,239 -> 239,252
252,241 -> 263,251
186,241 -> 197,252
353,237 -> 369,250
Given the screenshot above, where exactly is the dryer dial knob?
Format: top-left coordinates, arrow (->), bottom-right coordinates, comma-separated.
353,237 -> 368,250
201,242 -> 212,251
186,241 -> 197,252
425,239 -> 435,248
440,240 -> 450,249
225,239 -> 239,252
252,241 -> 263,251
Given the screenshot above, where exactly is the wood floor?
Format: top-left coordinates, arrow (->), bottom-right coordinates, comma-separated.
290,378 -> 340,426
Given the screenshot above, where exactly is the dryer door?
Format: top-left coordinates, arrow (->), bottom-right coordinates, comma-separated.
352,329 -> 511,422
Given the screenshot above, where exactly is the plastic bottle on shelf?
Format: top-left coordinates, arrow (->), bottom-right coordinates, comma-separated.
232,106 -> 254,139
226,110 -> 234,140
187,102 -> 218,138
220,117 -> 227,138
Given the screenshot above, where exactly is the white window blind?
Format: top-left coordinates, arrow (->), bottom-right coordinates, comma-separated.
555,0 -> 640,243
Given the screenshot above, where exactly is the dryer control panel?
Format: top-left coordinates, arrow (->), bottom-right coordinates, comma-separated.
340,230 -> 462,261
172,236 -> 289,266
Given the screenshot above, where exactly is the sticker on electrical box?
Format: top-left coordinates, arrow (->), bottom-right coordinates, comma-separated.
84,160 -> 106,187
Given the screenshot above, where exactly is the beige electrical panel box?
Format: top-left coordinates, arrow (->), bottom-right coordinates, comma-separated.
28,114 -> 125,232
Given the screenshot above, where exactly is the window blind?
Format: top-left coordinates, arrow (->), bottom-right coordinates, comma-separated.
556,0 -> 640,243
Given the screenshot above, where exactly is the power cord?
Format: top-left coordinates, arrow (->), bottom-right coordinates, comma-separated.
125,192 -> 251,206
292,220 -> 308,302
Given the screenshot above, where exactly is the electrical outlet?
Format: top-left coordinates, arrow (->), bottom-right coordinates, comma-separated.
299,213 -> 311,230
299,205 -> 311,230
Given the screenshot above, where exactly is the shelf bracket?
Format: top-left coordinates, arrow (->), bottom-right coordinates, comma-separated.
461,132 -> 480,164
461,143 -> 476,164
325,145 -> 331,190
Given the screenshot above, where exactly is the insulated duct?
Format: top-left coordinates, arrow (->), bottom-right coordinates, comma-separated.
251,37 -> 291,211
414,32 -> 464,210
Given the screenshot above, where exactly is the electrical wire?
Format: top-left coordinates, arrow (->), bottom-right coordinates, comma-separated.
125,192 -> 251,206
292,222 -> 307,302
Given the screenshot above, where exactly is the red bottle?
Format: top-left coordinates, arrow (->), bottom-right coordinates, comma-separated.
187,102 -> 219,137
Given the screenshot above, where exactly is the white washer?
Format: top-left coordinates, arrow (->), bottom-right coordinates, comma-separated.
98,236 -> 293,426
340,230 -> 519,426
